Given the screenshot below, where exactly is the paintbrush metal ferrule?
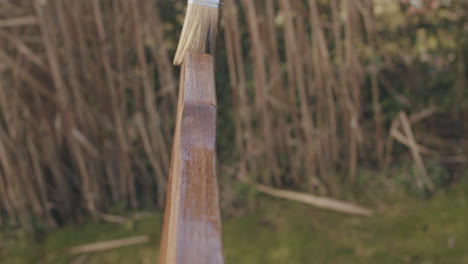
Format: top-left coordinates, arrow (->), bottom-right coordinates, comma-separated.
188,0 -> 220,8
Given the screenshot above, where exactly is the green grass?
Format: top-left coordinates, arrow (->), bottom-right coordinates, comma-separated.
1,182 -> 468,264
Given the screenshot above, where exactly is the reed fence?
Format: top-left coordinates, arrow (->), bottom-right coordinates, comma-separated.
0,0 -> 465,228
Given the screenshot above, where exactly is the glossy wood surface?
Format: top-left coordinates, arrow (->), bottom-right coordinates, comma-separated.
158,54 -> 223,264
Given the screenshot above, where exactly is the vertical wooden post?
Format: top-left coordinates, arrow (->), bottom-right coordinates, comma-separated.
159,53 -> 223,264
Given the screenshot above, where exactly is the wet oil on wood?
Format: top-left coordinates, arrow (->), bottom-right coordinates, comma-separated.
158,53 -> 224,264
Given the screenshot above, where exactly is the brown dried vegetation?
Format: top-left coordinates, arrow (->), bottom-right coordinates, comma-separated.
0,0 -> 466,228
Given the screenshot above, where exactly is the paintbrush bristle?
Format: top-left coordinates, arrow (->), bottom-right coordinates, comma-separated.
173,1 -> 219,65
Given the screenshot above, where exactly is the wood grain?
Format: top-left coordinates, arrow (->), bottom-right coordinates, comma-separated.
158,53 -> 223,264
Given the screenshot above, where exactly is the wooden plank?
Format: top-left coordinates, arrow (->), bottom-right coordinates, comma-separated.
159,53 -> 223,264
242,179 -> 373,216
68,236 -> 149,255
399,112 -> 435,191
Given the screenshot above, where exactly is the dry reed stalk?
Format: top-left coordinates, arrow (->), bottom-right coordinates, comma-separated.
143,1 -> 177,105
0,50 -> 56,101
359,0 -> 385,167
27,135 -> 54,225
264,0 -> 288,176
135,113 -> 167,206
342,0 -> 362,183
240,0 -> 279,185
371,70 -> 385,165
0,16 -> 37,28
68,235 -> 150,254
129,0 -> 168,207
241,177 -> 373,216
0,132 -> 23,226
0,134 -> 17,225
223,0 -> 243,155
307,0 -> 339,192
279,0 -> 312,185
390,129 -> 438,156
0,169 -> 16,226
399,112 -> 435,191
223,0 -> 256,178
0,30 -> 47,71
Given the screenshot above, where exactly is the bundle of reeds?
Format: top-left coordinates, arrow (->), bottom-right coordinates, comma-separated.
0,0 -> 177,227
224,0 -> 368,193
0,0 -> 465,228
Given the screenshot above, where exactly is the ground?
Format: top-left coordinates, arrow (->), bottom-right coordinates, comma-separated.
1,181 -> 467,264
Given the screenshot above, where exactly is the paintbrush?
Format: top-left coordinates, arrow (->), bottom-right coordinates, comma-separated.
173,0 -> 220,65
